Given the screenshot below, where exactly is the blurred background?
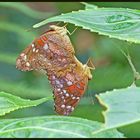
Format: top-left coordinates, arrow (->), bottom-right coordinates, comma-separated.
0,2 -> 140,137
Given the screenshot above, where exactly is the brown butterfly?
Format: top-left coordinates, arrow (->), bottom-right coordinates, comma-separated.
16,25 -> 95,115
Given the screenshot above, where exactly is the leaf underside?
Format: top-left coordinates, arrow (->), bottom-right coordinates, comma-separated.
0,91 -> 52,116
96,85 -> 140,128
33,6 -> 140,44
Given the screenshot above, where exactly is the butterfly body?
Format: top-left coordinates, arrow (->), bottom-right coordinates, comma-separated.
16,25 -> 94,115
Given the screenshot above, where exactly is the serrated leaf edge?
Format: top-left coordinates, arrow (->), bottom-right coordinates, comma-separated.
0,91 -> 52,116
95,85 -> 140,130
33,9 -> 140,44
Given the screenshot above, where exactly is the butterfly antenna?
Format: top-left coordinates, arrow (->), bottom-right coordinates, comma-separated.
61,23 -> 71,35
69,27 -> 78,35
62,23 -> 78,36
55,21 -> 62,26
63,23 -> 69,28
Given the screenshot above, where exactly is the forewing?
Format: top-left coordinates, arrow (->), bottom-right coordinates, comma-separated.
16,29 -> 75,72
16,45 -> 34,71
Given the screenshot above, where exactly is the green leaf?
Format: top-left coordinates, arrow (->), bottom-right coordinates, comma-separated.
33,7 -> 140,44
0,116 -> 124,138
93,128 -> 124,138
0,78 -> 52,99
0,91 -> 52,116
96,85 -> 140,128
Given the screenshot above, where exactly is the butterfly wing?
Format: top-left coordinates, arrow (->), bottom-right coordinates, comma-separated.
16,25 -> 92,116
16,26 -> 75,72
48,69 -> 88,115
16,44 -> 34,71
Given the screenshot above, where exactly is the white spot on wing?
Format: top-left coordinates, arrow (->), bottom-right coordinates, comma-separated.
31,44 -> 35,47
33,48 -> 36,52
72,96 -> 76,100
43,44 -> 49,50
57,88 -> 61,92
71,107 -> 74,111
20,53 -> 25,57
63,90 -> 66,94
67,81 -> 72,86
61,104 -> 65,108
76,97 -> 80,100
36,49 -> 39,53
61,96 -> 64,99
26,62 -> 30,67
56,80 -> 60,85
52,75 -> 55,80
23,55 -> 27,60
66,93 -> 69,97
60,84 -> 63,88
66,106 -> 71,109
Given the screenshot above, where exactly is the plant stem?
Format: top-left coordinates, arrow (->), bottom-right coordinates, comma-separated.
119,47 -> 140,84
127,54 -> 140,81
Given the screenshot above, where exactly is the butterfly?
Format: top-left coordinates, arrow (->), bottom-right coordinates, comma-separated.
16,25 -> 95,115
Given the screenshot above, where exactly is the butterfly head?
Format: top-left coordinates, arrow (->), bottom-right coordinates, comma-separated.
50,25 -> 67,36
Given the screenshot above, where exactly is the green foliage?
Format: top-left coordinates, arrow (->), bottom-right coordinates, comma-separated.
33,3 -> 140,44
0,76 -> 52,99
1,2 -> 140,138
1,85 -> 140,137
96,85 -> 140,128
0,91 -> 52,116
0,116 -> 124,138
